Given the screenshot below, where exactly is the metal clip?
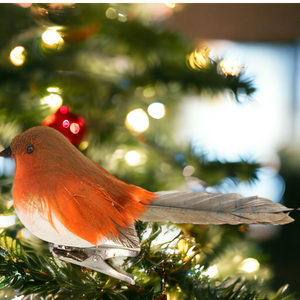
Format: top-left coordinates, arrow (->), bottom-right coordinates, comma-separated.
49,243 -> 140,285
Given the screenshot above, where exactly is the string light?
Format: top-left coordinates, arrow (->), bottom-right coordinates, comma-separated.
239,258 -> 260,273
203,265 -> 218,278
47,87 -> 61,93
125,150 -> 141,166
40,94 -> 63,109
42,28 -> 64,47
125,108 -> 149,134
9,46 -> 25,66
219,57 -> 245,76
165,3 -> 176,8
148,102 -> 166,119
188,46 -> 211,70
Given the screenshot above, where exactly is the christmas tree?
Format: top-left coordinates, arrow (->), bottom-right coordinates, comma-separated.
0,4 -> 295,300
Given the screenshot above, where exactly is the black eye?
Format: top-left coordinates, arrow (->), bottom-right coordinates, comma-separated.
25,144 -> 34,154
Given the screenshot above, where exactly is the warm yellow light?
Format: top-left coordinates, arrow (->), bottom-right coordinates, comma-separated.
41,94 -> 63,109
47,87 -> 61,93
42,29 -> 63,47
239,258 -> 260,273
125,108 -> 149,133
10,46 -> 25,66
0,215 -> 16,228
79,141 -> 89,151
147,102 -> 165,119
203,265 -> 218,278
188,46 -> 211,70
125,150 -> 141,166
219,57 -> 244,77
165,3 -> 176,8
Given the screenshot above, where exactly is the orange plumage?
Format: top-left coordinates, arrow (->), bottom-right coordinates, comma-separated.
10,126 -> 156,246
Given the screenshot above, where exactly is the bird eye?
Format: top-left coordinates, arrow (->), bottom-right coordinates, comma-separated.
25,144 -> 34,154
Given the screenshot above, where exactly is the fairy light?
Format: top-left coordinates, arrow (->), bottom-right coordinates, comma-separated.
239,258 -> 260,273
40,94 -> 63,109
219,57 -> 244,76
203,265 -> 218,278
147,102 -> 166,119
125,150 -> 141,166
42,28 -> 64,47
70,122 -> 80,134
47,87 -> 61,93
125,108 -> 149,134
188,46 -> 211,70
9,46 -> 25,66
165,3 -> 176,8
0,215 -> 16,228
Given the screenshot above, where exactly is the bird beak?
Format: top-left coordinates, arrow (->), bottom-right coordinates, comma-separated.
0,147 -> 12,158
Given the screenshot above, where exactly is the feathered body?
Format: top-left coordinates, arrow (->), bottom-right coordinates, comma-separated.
10,126 -> 155,247
1,126 -> 293,249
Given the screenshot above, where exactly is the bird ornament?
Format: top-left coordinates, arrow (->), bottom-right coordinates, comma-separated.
0,126 -> 293,284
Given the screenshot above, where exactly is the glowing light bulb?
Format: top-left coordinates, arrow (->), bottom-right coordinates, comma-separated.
41,94 -> 63,109
10,46 -> 25,66
42,29 -> 63,47
188,46 -> 211,70
0,215 -> 16,228
125,150 -> 141,166
219,57 -> 244,76
203,265 -> 218,278
239,258 -> 260,273
47,87 -> 60,93
125,108 -> 149,133
147,102 -> 166,119
165,3 -> 176,8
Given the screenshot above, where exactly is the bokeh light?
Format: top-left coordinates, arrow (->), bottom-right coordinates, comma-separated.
239,258 -> 260,273
125,108 -> 149,133
125,150 -> 141,166
47,87 -> 61,93
40,94 -> 63,109
147,102 -> 166,119
9,46 -> 25,66
42,28 -> 64,47
188,46 -> 211,70
165,3 -> 176,8
219,57 -> 244,76
203,265 -> 218,278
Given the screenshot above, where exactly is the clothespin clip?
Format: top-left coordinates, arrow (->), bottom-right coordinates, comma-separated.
49,243 -> 140,285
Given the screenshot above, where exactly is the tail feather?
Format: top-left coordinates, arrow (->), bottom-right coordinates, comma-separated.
139,191 -> 294,225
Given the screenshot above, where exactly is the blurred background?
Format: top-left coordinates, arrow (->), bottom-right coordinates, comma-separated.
0,3 -> 300,299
